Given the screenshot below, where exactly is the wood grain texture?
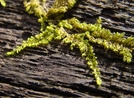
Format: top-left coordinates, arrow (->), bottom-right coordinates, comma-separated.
0,0 -> 134,97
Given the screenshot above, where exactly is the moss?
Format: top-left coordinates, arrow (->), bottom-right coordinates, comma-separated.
0,0 -> 6,7
4,0 -> 134,86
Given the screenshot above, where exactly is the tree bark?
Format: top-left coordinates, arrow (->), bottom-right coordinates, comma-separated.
0,0 -> 134,97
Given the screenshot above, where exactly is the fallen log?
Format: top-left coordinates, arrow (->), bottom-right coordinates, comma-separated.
0,0 -> 134,97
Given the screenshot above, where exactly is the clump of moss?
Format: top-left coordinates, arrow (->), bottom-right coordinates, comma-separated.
0,0 -> 6,7
5,0 -> 134,86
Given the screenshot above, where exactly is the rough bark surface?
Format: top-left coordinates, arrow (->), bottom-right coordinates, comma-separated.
0,0 -> 134,97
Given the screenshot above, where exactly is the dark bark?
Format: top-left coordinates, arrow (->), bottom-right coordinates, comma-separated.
0,0 -> 134,97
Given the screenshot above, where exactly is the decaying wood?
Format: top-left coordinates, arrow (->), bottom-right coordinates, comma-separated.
0,0 -> 134,97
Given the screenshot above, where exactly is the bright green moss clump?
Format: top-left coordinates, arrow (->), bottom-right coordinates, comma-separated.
0,0 -> 6,7
5,0 -> 134,86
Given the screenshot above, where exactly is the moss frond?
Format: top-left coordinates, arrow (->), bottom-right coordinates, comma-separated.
62,33 -> 102,86
0,0 -> 6,7
47,0 -> 76,18
6,24 -> 55,56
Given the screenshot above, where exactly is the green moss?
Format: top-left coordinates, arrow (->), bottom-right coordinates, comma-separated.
5,0 -> 134,86
0,0 -> 6,7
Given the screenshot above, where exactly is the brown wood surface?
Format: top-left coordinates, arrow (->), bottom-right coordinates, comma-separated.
0,0 -> 134,97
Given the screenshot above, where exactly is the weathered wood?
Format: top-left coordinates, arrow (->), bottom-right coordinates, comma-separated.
0,0 -> 134,97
